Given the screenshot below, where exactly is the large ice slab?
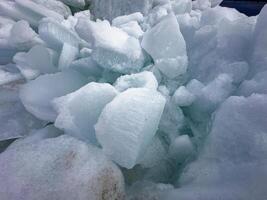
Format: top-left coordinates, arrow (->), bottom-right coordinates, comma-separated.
19,70 -> 87,121
53,82 -> 118,144
95,88 -> 166,168
0,135 -> 125,200
142,13 -> 188,79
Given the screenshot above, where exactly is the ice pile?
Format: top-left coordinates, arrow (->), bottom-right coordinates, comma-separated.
0,0 -> 267,199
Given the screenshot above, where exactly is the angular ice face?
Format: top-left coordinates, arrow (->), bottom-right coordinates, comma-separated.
39,18 -> 85,50
173,86 -> 195,107
76,19 -> 146,74
116,21 -> 144,39
142,13 -> 188,79
114,71 -> 158,92
91,0 -> 153,21
95,88 -> 166,169
53,82 -> 118,144
19,70 -> 87,121
0,135 -> 125,200
68,57 -> 103,77
112,12 -> 144,26
8,20 -> 43,51
13,45 -> 58,79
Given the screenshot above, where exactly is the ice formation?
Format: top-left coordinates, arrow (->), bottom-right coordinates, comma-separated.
0,0 -> 267,199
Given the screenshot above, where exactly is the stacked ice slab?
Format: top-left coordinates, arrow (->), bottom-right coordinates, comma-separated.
0,0 -> 267,199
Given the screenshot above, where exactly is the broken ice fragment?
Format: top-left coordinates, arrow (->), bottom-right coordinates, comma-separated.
19,70 -> 87,121
173,86 -> 195,107
114,71 -> 158,92
53,82 -> 118,144
8,20 -> 43,51
95,88 -> 166,169
112,12 -> 144,26
76,19 -> 146,74
142,14 -> 188,78
39,18 -> 86,50
13,45 -> 58,80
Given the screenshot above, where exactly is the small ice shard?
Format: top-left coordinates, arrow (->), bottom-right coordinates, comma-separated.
91,0 -> 153,21
173,86 -> 195,107
114,71 -> 158,92
58,0 -> 86,9
142,14 -> 188,79
19,70 -> 87,121
95,88 -> 166,169
13,45 -> 58,79
112,12 -> 144,26
0,135 -> 125,200
76,19 -> 146,74
8,20 -> 43,51
0,64 -> 23,86
53,82 -> 118,144
168,135 -> 194,163
58,43 -> 79,70
39,18 -> 86,50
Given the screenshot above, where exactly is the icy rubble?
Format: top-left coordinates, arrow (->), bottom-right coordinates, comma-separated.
0,0 -> 267,199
